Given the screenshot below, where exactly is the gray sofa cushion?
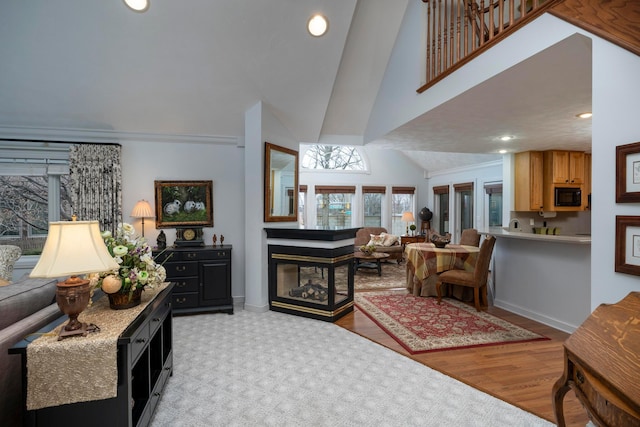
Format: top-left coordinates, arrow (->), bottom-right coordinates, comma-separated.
0,276 -> 59,330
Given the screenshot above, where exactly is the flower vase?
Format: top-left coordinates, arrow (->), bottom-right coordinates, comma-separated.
108,288 -> 143,310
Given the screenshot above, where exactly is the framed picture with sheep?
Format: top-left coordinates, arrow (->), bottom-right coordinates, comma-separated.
154,180 -> 213,228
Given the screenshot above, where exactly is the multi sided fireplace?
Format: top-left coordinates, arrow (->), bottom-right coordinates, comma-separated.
265,228 -> 357,322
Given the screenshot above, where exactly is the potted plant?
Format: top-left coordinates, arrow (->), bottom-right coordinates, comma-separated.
409,224 -> 417,236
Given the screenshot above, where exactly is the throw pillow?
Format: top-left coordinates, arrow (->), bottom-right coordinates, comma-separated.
368,234 -> 385,246
381,233 -> 400,247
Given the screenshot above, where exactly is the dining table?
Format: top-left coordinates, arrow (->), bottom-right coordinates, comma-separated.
404,242 -> 480,299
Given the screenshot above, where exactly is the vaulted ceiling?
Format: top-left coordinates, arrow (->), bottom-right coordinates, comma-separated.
0,1 -> 591,173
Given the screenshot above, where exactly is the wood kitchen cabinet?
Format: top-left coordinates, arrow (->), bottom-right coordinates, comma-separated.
514,151 -> 544,211
546,150 -> 585,185
584,153 -> 592,209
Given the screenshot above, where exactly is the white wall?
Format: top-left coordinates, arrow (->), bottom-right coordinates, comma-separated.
244,101 -> 299,312
300,146 -> 425,230
120,139 -> 246,305
370,7 -> 640,312
591,36 -> 640,308
426,161 -> 503,237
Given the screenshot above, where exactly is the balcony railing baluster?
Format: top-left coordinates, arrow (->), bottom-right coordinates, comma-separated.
418,0 -> 557,93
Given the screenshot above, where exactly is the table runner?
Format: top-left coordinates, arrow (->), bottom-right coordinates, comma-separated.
405,243 -> 479,297
26,282 -> 169,410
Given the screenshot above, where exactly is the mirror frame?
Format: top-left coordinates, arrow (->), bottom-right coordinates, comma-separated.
264,142 -> 299,222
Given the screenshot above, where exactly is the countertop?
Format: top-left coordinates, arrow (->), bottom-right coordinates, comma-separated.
478,227 -> 591,245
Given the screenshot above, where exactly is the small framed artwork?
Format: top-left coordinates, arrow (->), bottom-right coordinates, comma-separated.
616,141 -> 640,203
154,180 -> 213,228
615,215 -> 640,276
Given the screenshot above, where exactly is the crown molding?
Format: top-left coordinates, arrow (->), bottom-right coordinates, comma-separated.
0,125 -> 239,145
424,160 -> 503,179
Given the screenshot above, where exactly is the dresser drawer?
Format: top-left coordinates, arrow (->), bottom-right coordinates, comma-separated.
131,322 -> 150,364
164,261 -> 198,277
571,359 -> 640,426
172,292 -> 199,309
170,277 -> 199,293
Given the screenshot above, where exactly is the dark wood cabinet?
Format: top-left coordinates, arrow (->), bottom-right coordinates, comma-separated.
155,245 -> 233,315
11,284 -> 174,427
552,292 -> 640,427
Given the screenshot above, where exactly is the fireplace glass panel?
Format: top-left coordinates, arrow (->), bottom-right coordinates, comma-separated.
334,264 -> 349,305
277,264 -> 330,305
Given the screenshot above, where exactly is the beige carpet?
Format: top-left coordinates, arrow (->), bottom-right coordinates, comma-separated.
151,309 -> 553,426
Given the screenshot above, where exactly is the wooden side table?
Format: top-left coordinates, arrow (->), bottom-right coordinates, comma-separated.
552,292 -> 640,427
354,252 -> 389,276
401,235 -> 425,246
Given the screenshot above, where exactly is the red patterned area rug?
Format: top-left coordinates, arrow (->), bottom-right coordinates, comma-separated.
355,291 -> 548,354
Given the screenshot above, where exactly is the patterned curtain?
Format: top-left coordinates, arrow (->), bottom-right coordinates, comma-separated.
69,144 -> 122,233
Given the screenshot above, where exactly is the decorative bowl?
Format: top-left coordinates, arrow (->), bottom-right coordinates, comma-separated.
433,240 -> 449,248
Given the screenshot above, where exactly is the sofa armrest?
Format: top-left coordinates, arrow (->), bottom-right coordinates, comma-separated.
0,303 -> 62,427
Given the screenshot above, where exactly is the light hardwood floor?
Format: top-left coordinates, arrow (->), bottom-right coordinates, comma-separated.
335,295 -> 590,426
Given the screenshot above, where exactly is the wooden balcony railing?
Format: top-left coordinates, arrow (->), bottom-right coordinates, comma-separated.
417,0 -> 561,93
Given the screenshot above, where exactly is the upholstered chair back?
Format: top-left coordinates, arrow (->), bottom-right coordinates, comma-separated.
474,236 -> 496,286
459,228 -> 481,247
0,245 -> 22,281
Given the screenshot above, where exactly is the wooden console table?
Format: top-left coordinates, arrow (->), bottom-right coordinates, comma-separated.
10,283 -> 174,427
552,291 -> 640,427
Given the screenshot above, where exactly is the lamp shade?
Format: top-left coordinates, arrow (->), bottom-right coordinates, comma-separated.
30,221 -> 118,278
401,211 -> 415,222
130,200 -> 154,219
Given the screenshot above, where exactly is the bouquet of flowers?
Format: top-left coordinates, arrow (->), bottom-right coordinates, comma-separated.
94,222 -> 167,299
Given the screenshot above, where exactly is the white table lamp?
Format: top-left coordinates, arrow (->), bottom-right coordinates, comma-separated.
30,219 -> 119,340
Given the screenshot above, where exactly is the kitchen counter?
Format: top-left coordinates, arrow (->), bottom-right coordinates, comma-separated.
478,227 -> 591,245
479,227 -> 591,333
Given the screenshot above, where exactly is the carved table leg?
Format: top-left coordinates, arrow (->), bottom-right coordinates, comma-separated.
552,348 -> 572,427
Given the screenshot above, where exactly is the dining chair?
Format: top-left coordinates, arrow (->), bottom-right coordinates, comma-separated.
436,235 -> 496,311
459,228 -> 481,246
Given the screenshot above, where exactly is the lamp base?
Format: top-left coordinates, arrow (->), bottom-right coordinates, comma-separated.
55,276 -> 97,341
57,322 -> 100,341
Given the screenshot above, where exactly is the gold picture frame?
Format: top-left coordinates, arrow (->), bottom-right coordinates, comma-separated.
154,180 -> 213,228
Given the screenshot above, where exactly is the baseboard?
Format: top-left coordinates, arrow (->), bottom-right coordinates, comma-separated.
493,298 -> 578,333
242,302 -> 270,313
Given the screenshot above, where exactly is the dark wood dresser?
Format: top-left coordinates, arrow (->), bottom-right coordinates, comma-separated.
552,291 -> 640,427
155,245 -> 233,315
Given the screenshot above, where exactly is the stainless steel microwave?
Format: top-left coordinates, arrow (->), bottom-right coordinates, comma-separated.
555,187 -> 581,207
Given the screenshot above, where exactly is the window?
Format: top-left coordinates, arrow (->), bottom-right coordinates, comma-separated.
362,186 -> 385,227
454,182 -> 474,239
0,141 -> 72,255
301,145 -> 365,170
391,186 -> 415,235
433,185 -> 449,234
485,183 -> 503,227
315,186 -> 355,229
299,185 -> 307,227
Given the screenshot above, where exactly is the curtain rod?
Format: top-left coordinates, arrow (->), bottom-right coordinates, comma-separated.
0,138 -> 121,147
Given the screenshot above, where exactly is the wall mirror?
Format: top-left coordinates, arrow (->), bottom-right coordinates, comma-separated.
264,142 -> 298,222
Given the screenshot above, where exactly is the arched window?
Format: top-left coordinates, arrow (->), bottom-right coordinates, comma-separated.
301,145 -> 366,171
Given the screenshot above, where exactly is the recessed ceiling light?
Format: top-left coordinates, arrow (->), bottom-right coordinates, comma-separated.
499,135 -> 514,141
308,14 -> 328,37
498,149 -> 508,154
124,0 -> 149,12
576,112 -> 592,119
